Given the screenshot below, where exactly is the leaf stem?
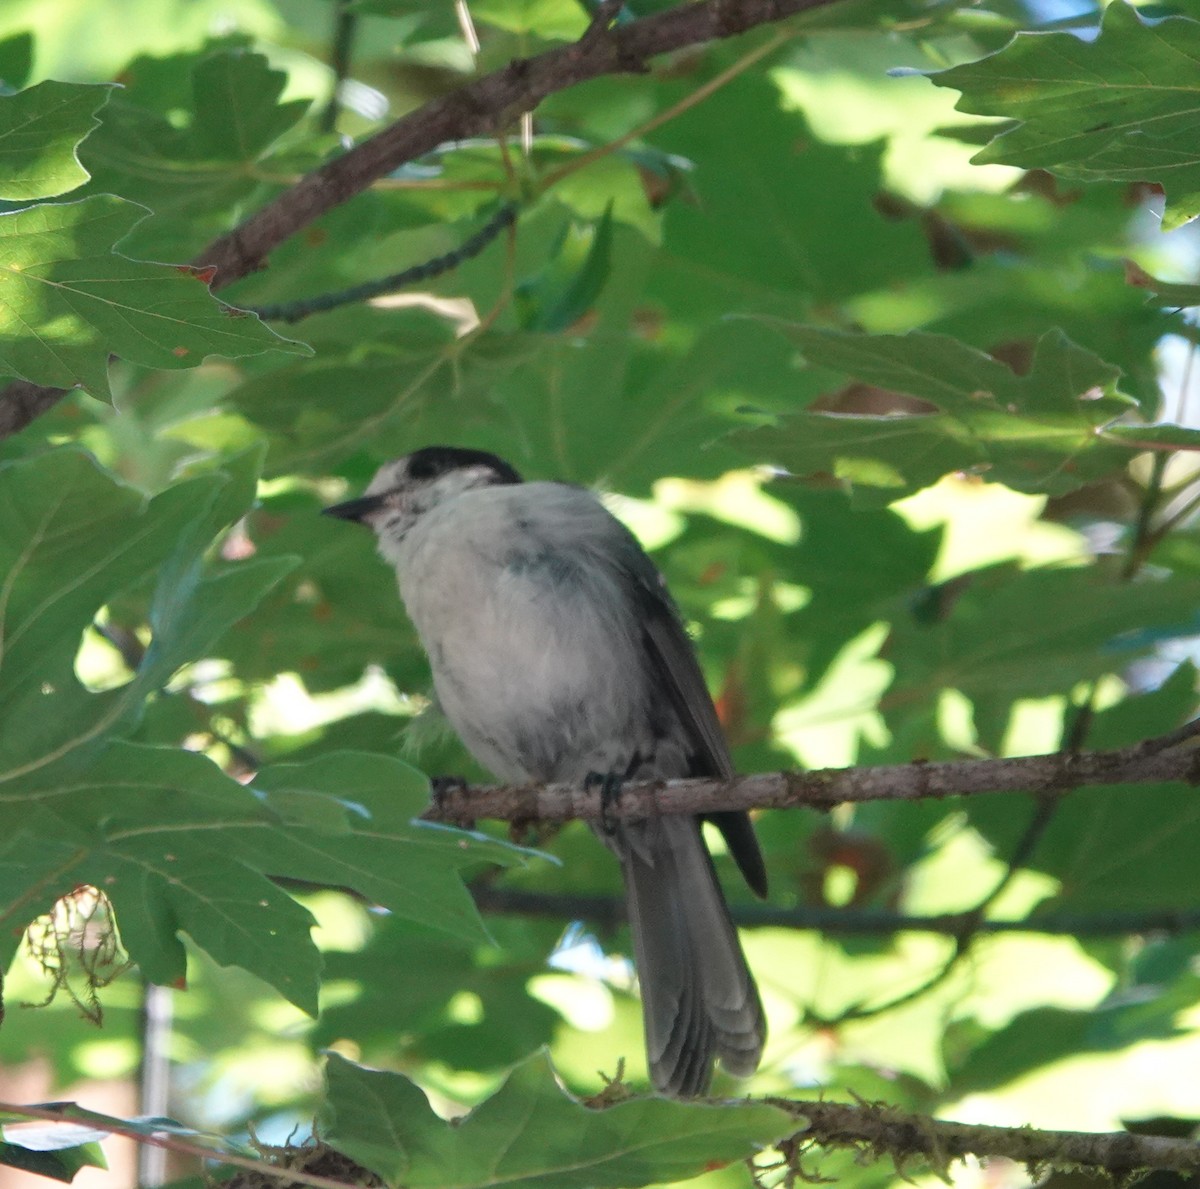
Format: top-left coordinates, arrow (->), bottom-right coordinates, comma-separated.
318,0 -> 358,134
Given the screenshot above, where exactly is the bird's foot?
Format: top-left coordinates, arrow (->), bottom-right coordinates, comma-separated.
585,770 -> 624,836
429,774 -> 474,829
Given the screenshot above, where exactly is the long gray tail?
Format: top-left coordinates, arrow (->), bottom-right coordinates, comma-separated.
614,815 -> 765,1097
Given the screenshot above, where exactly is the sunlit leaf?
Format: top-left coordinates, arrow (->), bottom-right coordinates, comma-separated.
0,447 -> 534,1001
732,326 -> 1135,503
935,2 -> 1200,226
323,1051 -> 795,1187
0,197 -> 304,400
75,48 -> 311,258
0,81 -> 113,200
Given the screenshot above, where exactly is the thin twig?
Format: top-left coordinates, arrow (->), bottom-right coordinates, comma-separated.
6,1092 -> 1200,1182
1122,451 -> 1168,579
820,688 -> 1097,1025
0,1102 -> 357,1189
319,0 -> 358,134
244,203 -> 517,323
470,884 -> 1200,938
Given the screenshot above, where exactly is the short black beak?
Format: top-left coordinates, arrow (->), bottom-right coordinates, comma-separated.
322,494 -> 386,523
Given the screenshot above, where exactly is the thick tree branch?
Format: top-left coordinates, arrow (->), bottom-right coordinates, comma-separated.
0,0 -> 830,442
775,1098 -> 1200,1179
422,721 -> 1200,825
192,0 -> 823,283
471,885 -> 1200,938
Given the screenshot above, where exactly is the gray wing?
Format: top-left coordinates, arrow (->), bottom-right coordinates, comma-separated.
620,541 -> 768,899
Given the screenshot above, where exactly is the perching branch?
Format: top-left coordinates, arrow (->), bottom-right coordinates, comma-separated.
422,719 -> 1200,826
773,1098 -> 1200,1180
0,0 -> 830,442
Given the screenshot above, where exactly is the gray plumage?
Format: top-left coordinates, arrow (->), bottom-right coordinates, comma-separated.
324,446 -> 766,1096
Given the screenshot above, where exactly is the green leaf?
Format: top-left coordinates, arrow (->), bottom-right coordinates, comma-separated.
969,666 -> 1200,908
0,31 -> 33,92
115,847 -> 316,1004
0,1140 -> 106,1183
205,486 -> 428,691
934,2 -> 1200,227
646,72 -> 932,319
0,451 -> 205,779
887,566 -> 1200,708
0,196 -> 305,400
0,1103 -> 232,1180
732,326 -> 1136,503
189,51 -> 311,160
771,485 -> 940,689
0,1117 -> 111,1152
134,449 -> 299,695
1101,423 -> 1200,452
323,1051 -> 795,1187
0,448 -> 296,783
950,1002 -> 1183,1095
251,751 -> 534,944
0,742 -> 529,1011
0,81 -> 113,200
516,205 -> 615,333
317,915 -> 562,1072
75,48 -> 311,259
469,0 -> 588,39
1122,260 -> 1200,309
1,742 -> 323,1009
0,455 -> 533,1014
0,448 -> 372,1002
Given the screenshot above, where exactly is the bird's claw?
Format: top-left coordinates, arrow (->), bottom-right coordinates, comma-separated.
586,770 -> 624,836
429,775 -> 474,829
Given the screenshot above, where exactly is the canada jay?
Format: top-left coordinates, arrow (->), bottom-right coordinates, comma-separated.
324,446 -> 766,1096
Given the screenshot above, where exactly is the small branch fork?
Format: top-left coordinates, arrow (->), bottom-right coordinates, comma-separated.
422,718 -> 1200,827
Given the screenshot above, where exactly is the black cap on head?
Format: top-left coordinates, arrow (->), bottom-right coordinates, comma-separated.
406,446 -> 523,485
322,447 -> 522,524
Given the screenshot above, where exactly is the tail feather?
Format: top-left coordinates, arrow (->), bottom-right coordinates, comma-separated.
616,815 -> 765,1097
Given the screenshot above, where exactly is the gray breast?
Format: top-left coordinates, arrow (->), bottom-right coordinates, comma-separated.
396,486 -> 663,784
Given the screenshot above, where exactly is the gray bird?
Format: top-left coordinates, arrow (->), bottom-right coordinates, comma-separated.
324,445 -> 766,1096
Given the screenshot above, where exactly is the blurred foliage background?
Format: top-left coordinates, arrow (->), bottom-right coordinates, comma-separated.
3,0 -> 1200,1184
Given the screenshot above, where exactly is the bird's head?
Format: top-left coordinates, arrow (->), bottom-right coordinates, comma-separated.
323,446 -> 523,559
